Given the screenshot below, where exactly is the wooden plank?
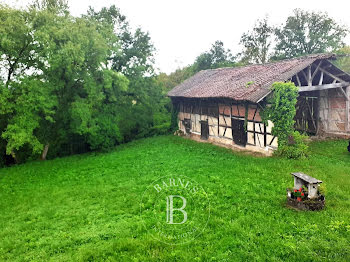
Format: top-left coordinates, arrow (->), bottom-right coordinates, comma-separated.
308,65 -> 312,86
247,130 -> 272,136
319,71 -> 324,85
326,90 -> 330,132
306,98 -> 317,131
298,82 -> 350,92
311,61 -> 322,80
230,101 -> 232,140
291,172 -> 323,184
324,90 -> 329,132
301,69 -> 308,84
269,136 -> 276,146
339,86 -> 349,101
253,118 -> 256,145
347,86 -> 350,131
296,73 -> 301,86
335,73 -> 347,77
217,102 -> 220,136
318,67 -> 347,83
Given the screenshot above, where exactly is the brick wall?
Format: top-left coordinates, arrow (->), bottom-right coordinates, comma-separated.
319,88 -> 348,133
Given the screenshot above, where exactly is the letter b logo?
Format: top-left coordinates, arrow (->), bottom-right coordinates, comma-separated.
166,195 -> 187,224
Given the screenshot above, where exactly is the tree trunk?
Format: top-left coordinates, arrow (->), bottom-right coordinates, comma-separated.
41,144 -> 49,161
10,150 -> 18,164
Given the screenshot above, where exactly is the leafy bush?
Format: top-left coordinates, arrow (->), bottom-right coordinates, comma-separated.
170,103 -> 179,132
0,4 -> 171,165
262,82 -> 299,146
262,82 -> 309,159
150,122 -> 171,136
275,131 -> 309,159
319,183 -> 327,196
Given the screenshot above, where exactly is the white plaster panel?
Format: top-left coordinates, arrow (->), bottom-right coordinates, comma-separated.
247,121 -> 254,132
209,125 -> 218,137
208,116 -> 218,126
247,132 -> 255,144
255,123 -> 264,133
224,128 -> 232,139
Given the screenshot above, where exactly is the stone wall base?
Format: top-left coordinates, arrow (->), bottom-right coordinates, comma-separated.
182,133 -> 274,156
313,132 -> 350,140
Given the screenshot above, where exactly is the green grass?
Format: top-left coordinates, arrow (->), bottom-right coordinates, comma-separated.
0,135 -> 349,261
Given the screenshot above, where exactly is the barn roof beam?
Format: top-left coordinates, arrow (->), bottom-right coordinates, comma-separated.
319,71 -> 324,85
339,85 -> 349,101
295,73 -> 301,86
308,65 -> 312,86
318,67 -> 347,84
311,60 -> 322,80
300,70 -> 308,86
293,60 -> 350,87
298,82 -> 350,92
295,60 -> 350,102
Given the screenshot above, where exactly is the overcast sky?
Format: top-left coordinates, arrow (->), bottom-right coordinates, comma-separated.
5,0 -> 350,74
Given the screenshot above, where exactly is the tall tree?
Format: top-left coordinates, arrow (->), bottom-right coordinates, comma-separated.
37,10 -> 129,155
0,5 -> 42,86
30,0 -> 68,14
0,4 -> 129,163
86,5 -> 170,142
335,46 -> 350,73
0,5 -> 55,162
156,66 -> 195,91
0,2 -> 172,165
239,17 -> 273,64
193,40 -> 236,72
274,9 -> 348,59
86,5 -> 155,78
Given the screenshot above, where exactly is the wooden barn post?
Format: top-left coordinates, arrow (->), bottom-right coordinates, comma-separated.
346,86 -> 350,131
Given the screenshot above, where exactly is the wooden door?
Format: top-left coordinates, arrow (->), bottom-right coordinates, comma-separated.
295,96 -> 318,134
232,118 -> 247,146
200,120 -> 209,140
183,118 -> 191,134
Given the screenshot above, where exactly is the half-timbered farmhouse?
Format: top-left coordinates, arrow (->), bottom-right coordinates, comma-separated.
168,53 -> 350,154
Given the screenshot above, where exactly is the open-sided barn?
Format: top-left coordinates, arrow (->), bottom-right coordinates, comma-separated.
168,53 -> 350,154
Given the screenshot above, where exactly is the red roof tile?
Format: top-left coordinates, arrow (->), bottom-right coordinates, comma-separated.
168,53 -> 336,102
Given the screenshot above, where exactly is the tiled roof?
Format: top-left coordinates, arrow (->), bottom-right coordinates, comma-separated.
168,53 -> 336,102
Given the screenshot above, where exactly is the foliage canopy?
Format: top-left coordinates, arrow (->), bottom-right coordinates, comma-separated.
0,2 -> 170,165
262,82 -> 299,146
239,17 -> 274,64
274,9 -> 348,59
262,82 -> 309,159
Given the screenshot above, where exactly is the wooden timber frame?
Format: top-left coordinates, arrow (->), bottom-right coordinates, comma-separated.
172,57 -> 350,154
174,97 -> 277,151
290,59 -> 350,134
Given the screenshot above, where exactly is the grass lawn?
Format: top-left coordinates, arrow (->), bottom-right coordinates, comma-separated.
0,135 -> 349,261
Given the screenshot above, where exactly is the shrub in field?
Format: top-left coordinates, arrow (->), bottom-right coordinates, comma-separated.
262,82 -> 298,145
262,82 -> 308,159
170,103 -> 179,132
276,131 -> 309,159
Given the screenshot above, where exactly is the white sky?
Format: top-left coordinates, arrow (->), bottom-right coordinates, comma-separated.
4,0 -> 350,74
